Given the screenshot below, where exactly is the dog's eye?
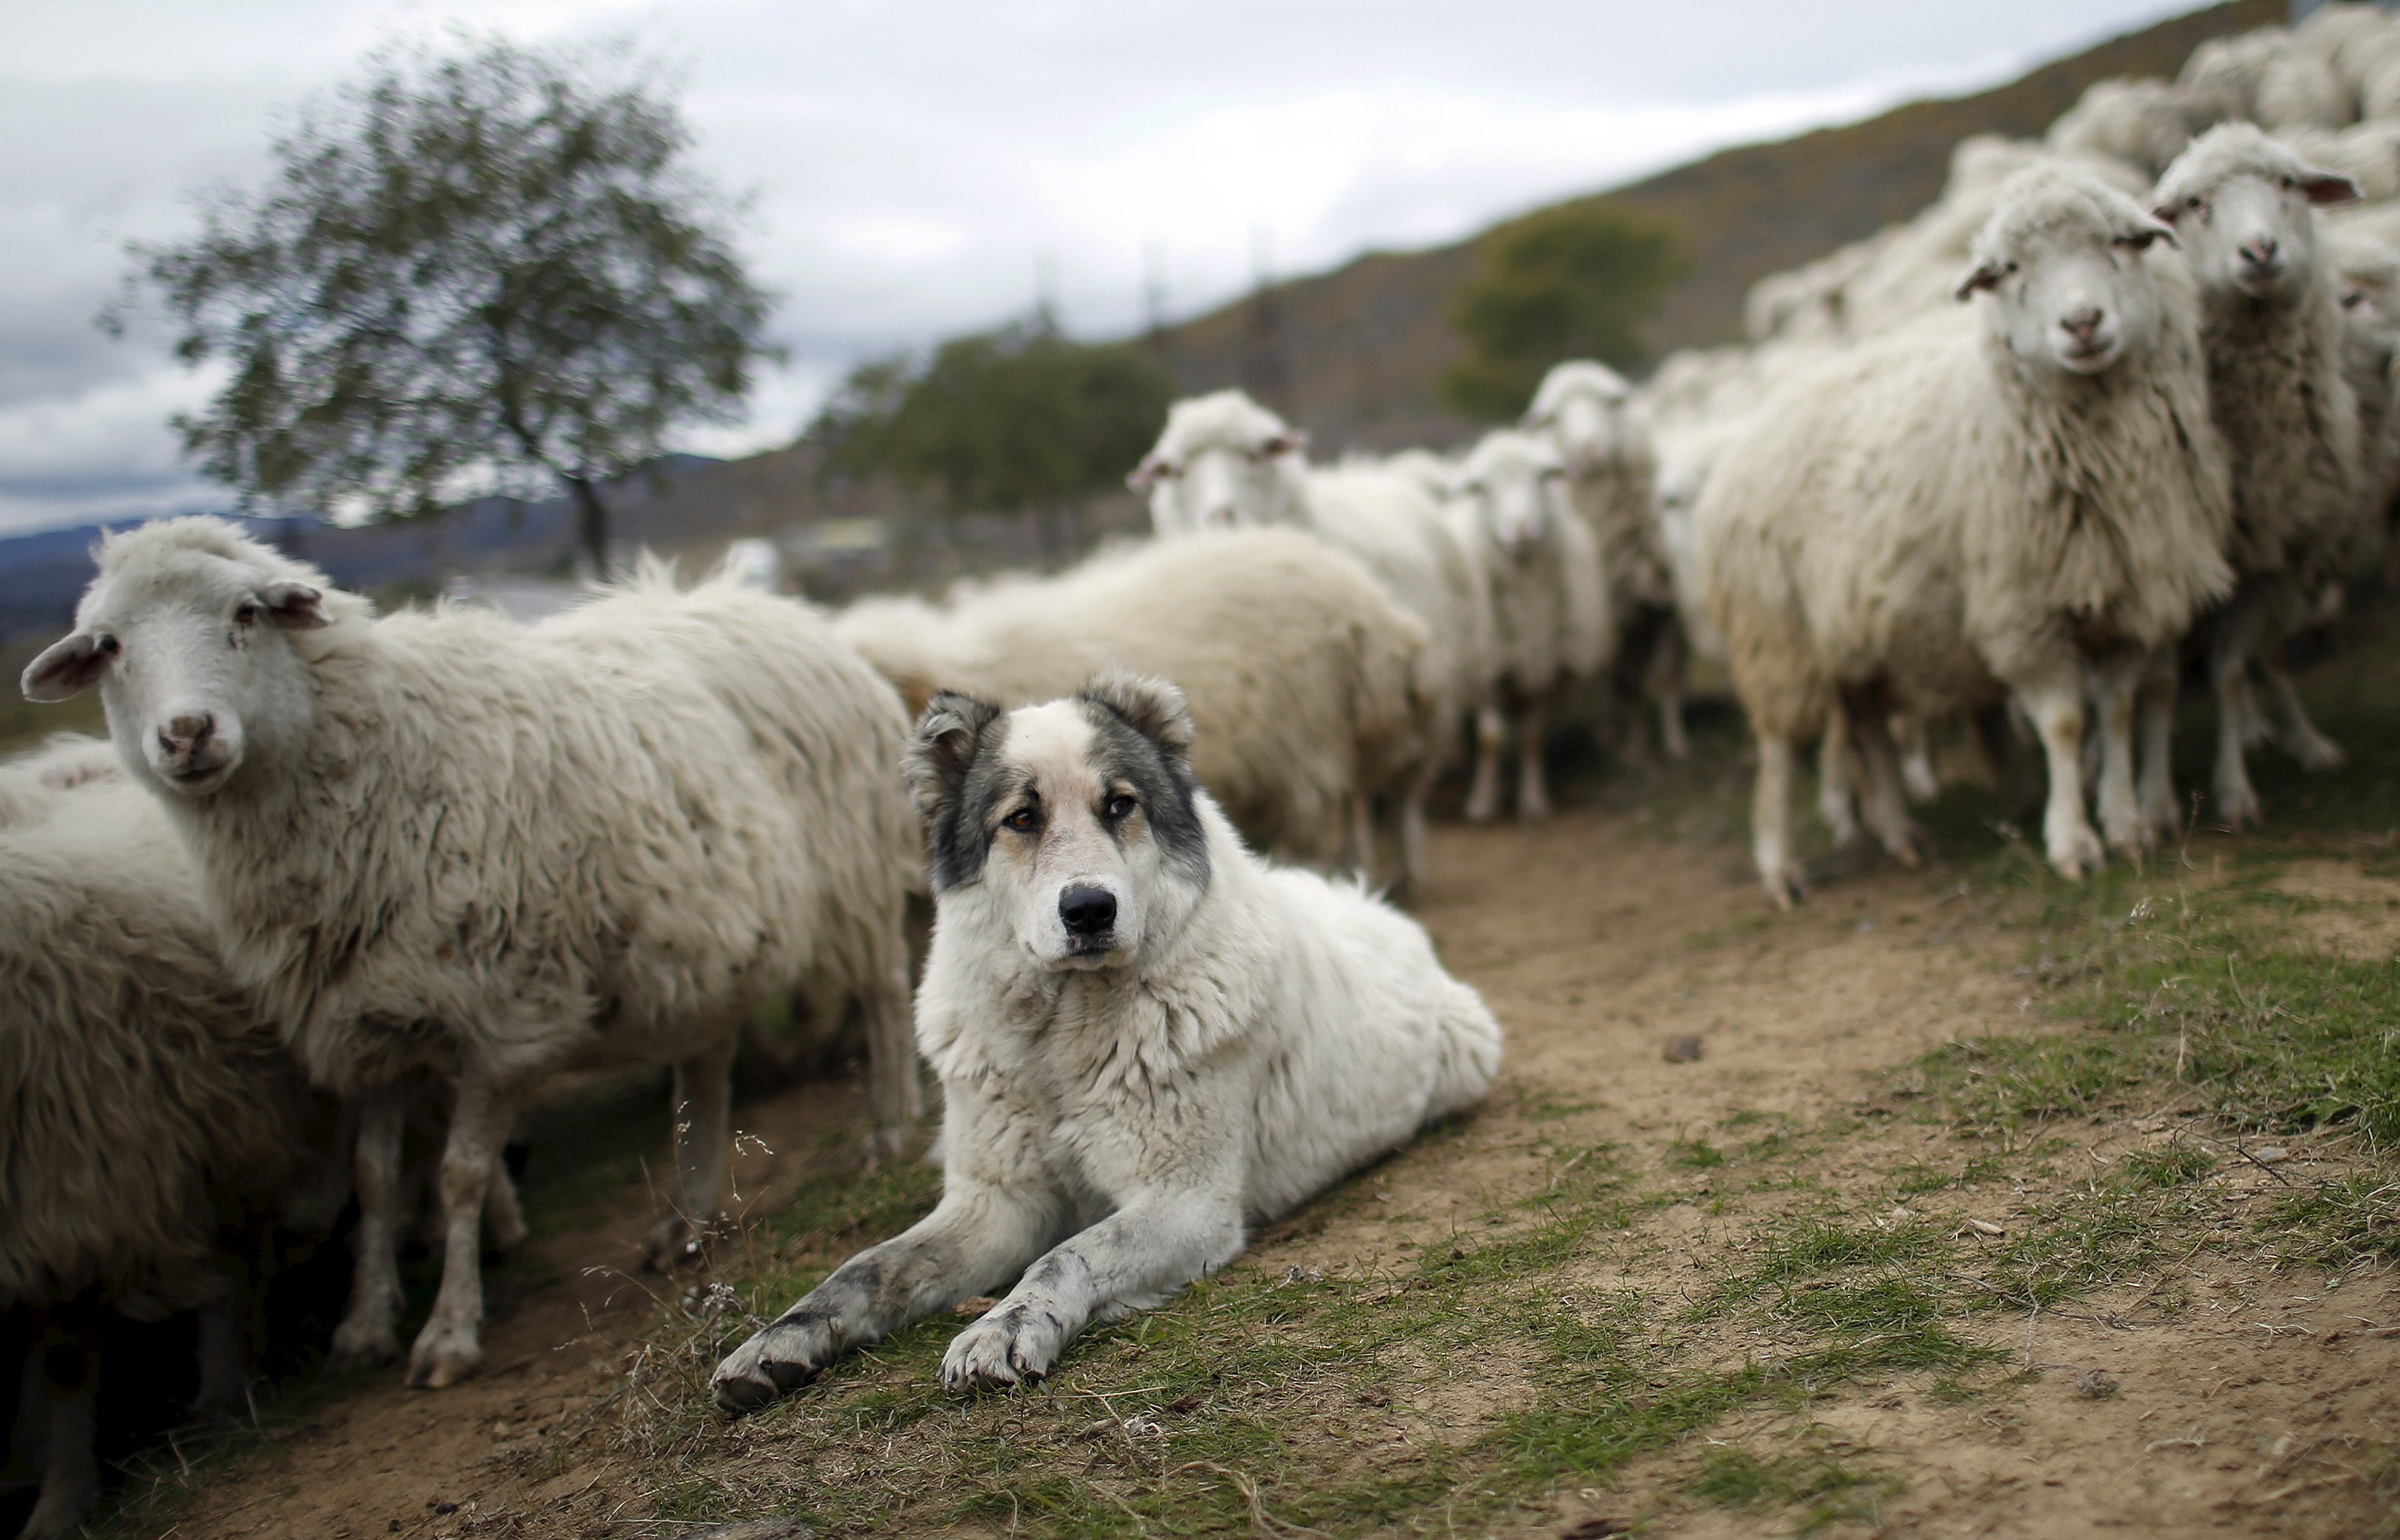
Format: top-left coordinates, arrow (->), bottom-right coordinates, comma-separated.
1003,807 -> 1039,832
1105,794 -> 1137,820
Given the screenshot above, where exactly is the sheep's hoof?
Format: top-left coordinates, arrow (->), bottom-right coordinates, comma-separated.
1878,822 -> 1929,868
405,1336 -> 483,1390
325,1318 -> 401,1372
2215,782 -> 2263,832
1462,795 -> 1499,826
2291,734 -> 2347,775
2046,827 -> 2105,882
1762,865 -> 1808,910
642,1215 -> 709,1272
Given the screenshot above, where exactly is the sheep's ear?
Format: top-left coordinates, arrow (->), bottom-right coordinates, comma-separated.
903,691 -> 1002,822
1953,260 -> 2006,302
22,632 -> 107,702
258,580 -> 328,630
2302,172 -> 2362,207
1262,429 -> 1308,458
1127,454 -> 1168,492
1080,668 -> 1195,756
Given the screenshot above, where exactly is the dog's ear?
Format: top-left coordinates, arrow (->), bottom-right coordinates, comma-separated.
1080,669 -> 1195,757
903,691 -> 1003,823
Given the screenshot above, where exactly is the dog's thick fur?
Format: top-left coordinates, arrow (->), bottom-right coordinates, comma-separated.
712,673 -> 1502,1409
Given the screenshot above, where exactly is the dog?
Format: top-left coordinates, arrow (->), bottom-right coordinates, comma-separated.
712,670 -> 1501,1408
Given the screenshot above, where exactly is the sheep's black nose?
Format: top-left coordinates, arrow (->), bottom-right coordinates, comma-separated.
1059,885 -> 1118,937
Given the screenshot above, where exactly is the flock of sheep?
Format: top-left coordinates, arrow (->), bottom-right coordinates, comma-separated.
8,6 -> 2400,1535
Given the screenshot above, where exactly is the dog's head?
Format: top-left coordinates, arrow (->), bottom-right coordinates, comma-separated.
903,670 -> 1212,970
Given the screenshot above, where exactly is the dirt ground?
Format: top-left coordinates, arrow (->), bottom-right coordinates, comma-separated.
134,807 -> 2400,1539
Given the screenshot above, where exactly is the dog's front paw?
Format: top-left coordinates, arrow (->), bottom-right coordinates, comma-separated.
942,1303 -> 1068,1393
712,1310 -> 844,1414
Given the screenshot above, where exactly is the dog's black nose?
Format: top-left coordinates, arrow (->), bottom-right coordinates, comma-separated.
1059,885 -> 1117,937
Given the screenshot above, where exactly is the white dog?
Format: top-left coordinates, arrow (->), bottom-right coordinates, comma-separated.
712,672 -> 1502,1408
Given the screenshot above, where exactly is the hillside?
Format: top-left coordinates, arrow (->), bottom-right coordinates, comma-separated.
1151,0 -> 2282,452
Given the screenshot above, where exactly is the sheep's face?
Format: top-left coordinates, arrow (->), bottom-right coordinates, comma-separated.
1530,389 -> 1628,476
22,552 -> 326,798
904,676 -> 1209,974
1135,431 -> 1306,535
1959,214 -> 2175,378
2153,133 -> 2358,304
1455,436 -> 1568,558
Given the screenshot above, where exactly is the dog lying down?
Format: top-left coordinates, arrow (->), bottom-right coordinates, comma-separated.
712,671 -> 1502,1409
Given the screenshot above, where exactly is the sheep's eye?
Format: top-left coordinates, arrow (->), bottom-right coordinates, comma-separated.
1003,806 -> 1039,832
98,635 -> 121,657
1154,463 -> 1180,480
234,601 -> 259,626
2187,196 -> 2205,211
2280,175 -> 2298,191
1105,793 -> 1137,820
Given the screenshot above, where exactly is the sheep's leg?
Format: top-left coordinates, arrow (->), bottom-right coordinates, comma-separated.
2015,669 -> 2105,879
862,958 -> 925,1168
1345,789 -> 1378,882
405,1066 -> 521,1390
645,1041 -> 738,1271
192,1262 -> 248,1422
1464,706 -> 1505,825
2209,602 -> 2267,829
2090,651 -> 2148,856
328,1085 -> 407,1369
1816,709 -> 1861,847
2259,652 -> 2346,772
1754,732 -> 1805,908
713,1178 -> 1065,1413
1896,714 -> 1941,803
2234,665 -> 2274,751
1516,703 -> 1552,823
2136,645 -> 2182,841
1848,705 -> 1926,866
18,1322 -> 98,1540
1396,766 -> 1432,902
1652,622 -> 1691,762
483,1148 -> 528,1257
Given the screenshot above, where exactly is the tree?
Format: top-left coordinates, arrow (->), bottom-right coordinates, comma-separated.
1442,199 -> 1688,422
818,319 -> 1174,525
112,34 -> 776,575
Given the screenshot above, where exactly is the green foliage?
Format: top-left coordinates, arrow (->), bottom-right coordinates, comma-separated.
1441,199 -> 1687,421
115,32 -> 775,570
818,320 -> 1175,514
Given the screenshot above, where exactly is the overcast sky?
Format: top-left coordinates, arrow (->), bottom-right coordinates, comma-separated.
0,0 -> 2206,537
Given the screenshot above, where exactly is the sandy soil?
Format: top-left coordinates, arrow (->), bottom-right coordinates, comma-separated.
142,810 -> 2400,1539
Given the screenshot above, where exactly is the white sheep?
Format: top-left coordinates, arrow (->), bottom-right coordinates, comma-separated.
2152,125 -> 2368,824
1131,392 -> 1489,891
22,518 -> 924,1391
2278,121 -> 2400,202
1445,429 -> 1612,824
834,527 -> 1436,886
1525,360 -> 1688,759
2299,2 -> 2400,118
2182,28 -> 2352,135
0,738 -> 320,1540
1696,166 -> 2233,904
2047,78 -> 2209,182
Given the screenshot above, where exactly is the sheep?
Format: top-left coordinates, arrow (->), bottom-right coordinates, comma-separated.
2181,29 -> 2351,135
2279,122 -> 2400,202
0,738 -> 320,1540
2299,2 -> 2400,118
835,527 -> 1436,885
22,518 -> 924,1390
1445,429 -> 1612,824
1525,359 -> 1689,759
2152,125 -> 2368,825
2047,78 -> 2209,182
1131,391 -> 1490,892
1695,166 -> 2233,905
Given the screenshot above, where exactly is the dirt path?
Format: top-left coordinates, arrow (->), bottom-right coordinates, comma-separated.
143,807 -> 2400,1538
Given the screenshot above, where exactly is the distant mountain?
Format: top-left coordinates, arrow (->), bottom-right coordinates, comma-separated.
1147,0 -> 2282,452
